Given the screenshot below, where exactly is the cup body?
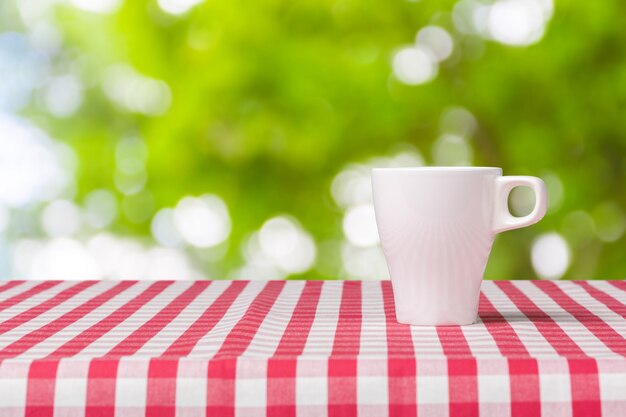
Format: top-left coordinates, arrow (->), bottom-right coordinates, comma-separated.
372,167 -> 501,326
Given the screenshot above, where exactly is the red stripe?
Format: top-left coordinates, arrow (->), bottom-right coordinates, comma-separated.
495,281 -> 586,356
480,291 -> 540,417
267,281 -> 323,417
434,287 -> 477,417
436,327 -> 472,356
206,358 -> 237,417
25,360 -> 59,417
447,359 -> 479,417
161,281 -> 247,357
478,292 -> 530,356
331,281 -> 362,357
45,281 -> 173,359
146,359 -> 178,417
568,359 -> 601,417
507,359 -> 540,417
213,281 -> 286,358
328,281 -> 362,417
0,281 -> 98,336
0,282 -> 135,359
106,281 -> 211,357
606,281 -> 626,292
573,281 -> 626,319
207,281 -> 286,417
382,281 -> 416,417
273,281 -> 323,356
86,359 -> 119,417
533,280 -> 626,357
437,324 -> 477,417
0,280 -> 24,296
0,281 -> 60,314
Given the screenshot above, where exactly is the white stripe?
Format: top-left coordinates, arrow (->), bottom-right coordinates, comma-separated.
357,360 -> 388,417
0,360 -> 29,409
483,281 -> 559,357
359,283 -> 388,417
477,359 -> 511,417
176,359 -> 208,413
115,358 -> 149,408
243,281 -> 303,357
0,281 -> 31,303
16,282 -> 147,358
235,359 -> 267,416
538,359 -> 572,417
359,282 -> 387,355
188,281 -> 267,357
411,325 -> 444,357
296,359 -> 328,417
78,282 -> 189,356
594,281 -> 626,304
463,307 -> 501,357
0,282 -> 113,353
301,281 -> 343,357
0,281 -> 75,323
417,359 -> 449,417
555,282 -> 626,337
54,359 -> 89,413
516,281 -> 618,358
133,281 -> 232,356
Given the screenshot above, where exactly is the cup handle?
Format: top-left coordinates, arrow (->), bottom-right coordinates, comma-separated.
493,176 -> 547,234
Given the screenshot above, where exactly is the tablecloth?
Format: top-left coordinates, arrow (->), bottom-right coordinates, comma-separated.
0,279 -> 625,417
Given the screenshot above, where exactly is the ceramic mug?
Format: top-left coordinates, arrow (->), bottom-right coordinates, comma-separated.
372,167 -> 547,326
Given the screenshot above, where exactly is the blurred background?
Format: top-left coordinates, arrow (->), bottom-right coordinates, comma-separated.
0,0 -> 624,281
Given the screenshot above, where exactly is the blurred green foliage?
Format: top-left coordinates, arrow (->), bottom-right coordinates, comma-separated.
2,0 -> 626,280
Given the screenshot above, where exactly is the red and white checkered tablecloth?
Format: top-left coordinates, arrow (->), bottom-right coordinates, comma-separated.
0,280 -> 625,417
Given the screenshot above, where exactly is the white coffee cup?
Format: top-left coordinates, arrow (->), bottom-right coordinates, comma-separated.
372,167 -> 547,326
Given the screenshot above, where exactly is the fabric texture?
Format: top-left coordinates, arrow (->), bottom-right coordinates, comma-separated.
0,279 -> 625,417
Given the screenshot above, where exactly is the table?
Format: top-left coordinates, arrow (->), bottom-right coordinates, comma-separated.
0,280 -> 624,417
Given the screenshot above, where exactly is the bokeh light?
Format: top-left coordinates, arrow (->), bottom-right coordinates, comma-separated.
432,134 -> 473,166
0,113 -> 73,207
258,216 -> 316,274
71,0 -> 122,14
593,202 -> 626,243
84,190 -> 118,229
16,237 -> 100,280
416,26 -> 454,62
392,46 -> 437,85
236,216 -> 317,279
43,75 -> 83,118
0,32 -> 47,111
439,107 -> 478,138
173,195 -> 231,248
343,204 -> 379,247
102,64 -> 172,116
41,199 -> 82,237
151,208 -> 183,247
342,244 -> 390,280
452,0 -> 553,46
531,233 -> 570,280
487,0 -> 546,46
331,166 -> 373,209
157,0 -> 204,15
561,211 -> 596,246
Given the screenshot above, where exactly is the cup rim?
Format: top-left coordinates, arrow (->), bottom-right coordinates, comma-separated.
371,166 -> 502,172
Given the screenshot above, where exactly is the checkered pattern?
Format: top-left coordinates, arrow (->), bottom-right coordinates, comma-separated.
0,279 -> 625,417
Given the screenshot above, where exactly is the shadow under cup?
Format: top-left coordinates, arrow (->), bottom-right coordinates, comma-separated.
371,167 -> 547,326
